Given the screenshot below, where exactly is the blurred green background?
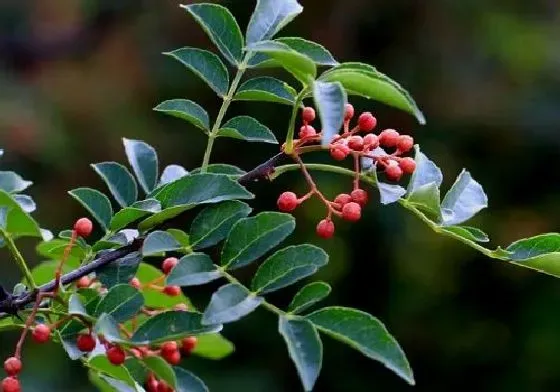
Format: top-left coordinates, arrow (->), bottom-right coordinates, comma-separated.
1,0 -> 560,391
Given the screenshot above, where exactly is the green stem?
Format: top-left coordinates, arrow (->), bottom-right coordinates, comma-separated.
201,58 -> 249,172
0,229 -> 37,289
284,90 -> 308,154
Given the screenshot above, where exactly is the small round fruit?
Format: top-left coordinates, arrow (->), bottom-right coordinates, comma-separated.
333,193 -> 352,207
76,276 -> 91,289
298,125 -> 317,139
302,106 -> 316,122
74,217 -> 93,238
277,192 -> 298,212
330,145 -> 349,161
363,133 -> 379,149
358,112 -> 377,132
130,277 -> 141,289
344,104 -> 355,120
3,357 -> 22,376
350,189 -> 368,206
399,157 -> 416,174
77,333 -> 97,352
107,346 -> 126,365
396,135 -> 414,153
1,377 -> 20,392
162,349 -> 181,365
342,202 -> 361,222
385,161 -> 403,181
146,377 -> 159,392
316,219 -> 335,239
162,257 -> 178,275
378,129 -> 400,148
160,341 -> 178,356
32,324 -> 51,344
157,380 -> 171,392
163,286 -> 181,297
181,336 -> 198,354
348,136 -> 364,151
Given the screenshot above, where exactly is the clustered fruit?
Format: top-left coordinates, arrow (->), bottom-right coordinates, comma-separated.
278,103 -> 417,239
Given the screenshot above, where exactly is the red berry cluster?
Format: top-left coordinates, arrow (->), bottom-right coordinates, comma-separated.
278,103 -> 417,239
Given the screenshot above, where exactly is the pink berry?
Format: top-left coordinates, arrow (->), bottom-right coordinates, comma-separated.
363,133 -> 379,149
163,286 -> 181,297
342,202 -> 361,222
358,112 -> 377,132
162,257 -> 178,275
385,161 -> 403,181
333,193 -> 352,207
77,276 -> 91,289
399,157 -> 416,174
77,334 -> 97,352
298,125 -> 317,139
130,277 -> 141,289
277,192 -> 299,212
1,377 -> 20,392
396,135 -> 414,153
3,357 -> 22,376
74,217 -> 93,237
32,324 -> 51,344
330,145 -> 349,161
316,219 -> 335,239
160,341 -> 178,356
162,349 -> 181,365
302,107 -> 316,123
350,189 -> 368,206
344,104 -> 355,120
348,136 -> 364,151
181,336 -> 198,354
379,129 -> 400,148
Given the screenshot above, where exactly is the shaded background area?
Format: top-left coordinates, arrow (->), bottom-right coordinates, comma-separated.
1,0 -> 560,391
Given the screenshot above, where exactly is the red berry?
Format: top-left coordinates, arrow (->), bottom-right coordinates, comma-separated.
3,357 -> 22,376
347,136 -> 364,151
316,219 -> 335,239
107,346 -> 126,365
344,104 -> 354,120
399,157 -> 416,174
74,217 -> 93,238
146,377 -> 159,392
161,349 -> 181,365
162,257 -> 178,275
333,193 -> 352,208
302,107 -> 316,123
181,336 -> 198,354
130,277 -> 141,289
277,192 -> 299,212
396,135 -> 414,153
163,286 -> 181,297
350,189 -> 368,206
357,112 -> 377,132
157,380 -> 171,392
385,161 -> 403,181
160,341 -> 178,356
77,276 -> 91,289
76,334 -> 96,352
330,145 -> 349,161
378,129 -> 400,148
342,202 -> 361,222
298,125 -> 317,139
1,377 -> 20,392
32,324 -> 51,344
173,303 -> 189,311
363,133 -> 379,149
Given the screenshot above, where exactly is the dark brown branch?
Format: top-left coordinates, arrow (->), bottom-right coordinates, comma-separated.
238,152 -> 286,184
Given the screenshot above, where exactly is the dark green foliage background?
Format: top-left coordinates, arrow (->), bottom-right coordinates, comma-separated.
1,0 -> 560,390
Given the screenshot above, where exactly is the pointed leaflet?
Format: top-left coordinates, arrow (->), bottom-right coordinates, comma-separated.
217,116 -> 278,143
13,194 -> 35,213
143,356 -> 177,389
166,253 -> 221,287
190,164 -> 246,178
94,284 -> 144,323
440,226 -> 489,243
246,0 -> 303,45
279,317 -> 322,391
288,282 -> 332,314
167,229 -> 190,248
202,283 -> 264,325
221,212 -> 296,269
0,171 -> 32,193
110,199 -> 161,231
192,334 -> 234,360
97,251 -> 142,289
251,245 -> 328,294
234,77 -> 296,105
502,234 -> 560,277
68,294 -> 89,317
313,81 -> 347,146
123,138 -> 158,194
251,37 -> 337,67
166,48 -> 229,97
407,182 -> 442,222
154,99 -> 210,132
406,145 -> 443,195
92,162 -> 138,208
68,188 -> 113,230
181,3 -> 243,66
142,230 -> 182,256
0,190 -> 41,238
159,165 -> 189,186
190,200 -> 252,249
174,367 -> 209,392
441,169 -> 488,226
307,307 -> 414,385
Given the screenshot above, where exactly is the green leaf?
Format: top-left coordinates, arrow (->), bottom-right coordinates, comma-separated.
439,226 -> 489,243
123,138 -> 158,194
406,145 -> 443,195
181,3 -> 243,66
92,162 -> 138,208
95,284 -> 144,323
221,212 -> 296,269
276,37 -> 337,66
192,333 -> 234,360
68,294 -> 89,317
110,199 -> 161,231
97,251 -> 142,289
131,311 -> 222,344
441,169 -> 488,226
202,283 -> 264,325
0,190 -> 41,238
167,229 -> 190,248
279,316 -> 322,391
174,367 -> 209,392
165,47 -> 229,97
234,77 -> 296,105
142,230 -> 182,256
154,99 -> 210,132
13,194 -> 36,213
138,205 -> 191,231
252,245 -> 328,294
288,282 -> 331,314
313,80 -> 347,146
191,200 -> 251,249
152,173 -> 253,208
95,314 -> 128,344
30,260 -> 80,286
190,164 -> 246,178
217,116 -> 277,143
69,188 -> 113,231
0,171 -> 32,193
407,182 -> 442,222
159,165 -> 189,186
123,358 -> 149,387
97,375 -> 139,392
136,263 -> 192,308
166,253 -> 221,287
502,234 -> 560,277
248,41 -> 316,84
89,355 -> 138,389
143,356 -> 177,389
307,307 -> 414,385
36,239 -> 86,263
246,0 -> 303,45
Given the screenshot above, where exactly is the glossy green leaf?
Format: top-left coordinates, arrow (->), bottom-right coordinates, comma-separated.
406,145 -> 443,195
288,282 -> 332,314
95,284 -> 144,323
234,77 -> 296,105
136,263 -> 192,308
69,188 -> 113,230
190,164 -> 246,178
0,171 -> 32,193
191,200 -> 252,249
166,47 -> 229,97
501,233 -> 560,277
181,3 -> 243,65
202,283 -> 264,325
439,226 -> 489,243
307,307 -> 414,385
218,116 -> 277,143
143,356 -> 177,389
95,313 -> 128,344
167,229 -> 190,248
29,260 -> 75,286
407,182 -> 442,222
159,165 -> 189,186
36,239 -> 86,264
248,40 -> 316,84
174,367 -> 209,392
97,251 -> 142,289
221,212 -> 295,269
110,199 -> 161,231
279,316 -> 322,391
131,311 -> 222,344
166,253 -> 221,287
246,0 -> 302,45
68,294 -> 89,317
123,138 -> 158,194
137,205 -> 192,231
89,355 -> 138,389
154,99 -> 210,132
92,162 -> 138,208
13,194 -> 36,213
192,333 -> 235,360
142,230 -> 182,256
0,190 -> 41,238
277,37 -> 337,66
313,80 -> 347,146
252,245 -> 328,294
441,169 -> 488,226
96,375 -> 139,392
